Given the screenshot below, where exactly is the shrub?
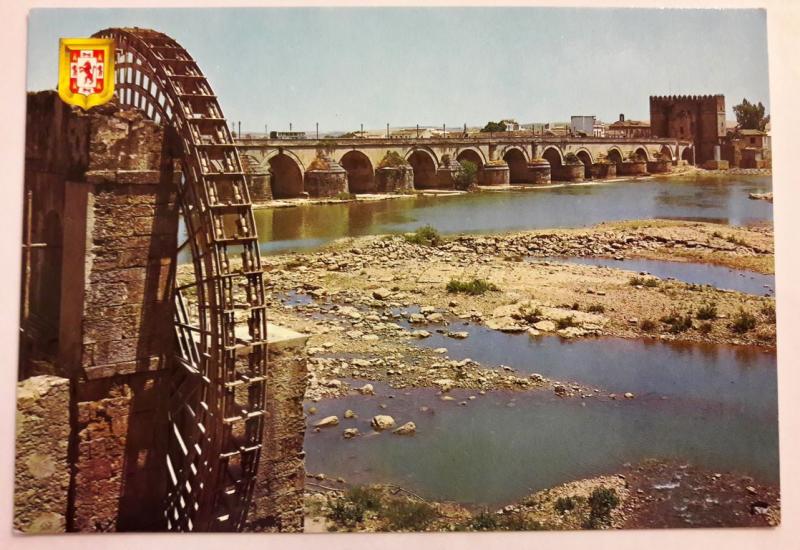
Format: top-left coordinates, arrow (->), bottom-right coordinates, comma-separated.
660,311 -> 693,333
587,304 -> 605,314
640,319 -> 657,332
699,322 -> 713,335
696,302 -> 718,320
446,278 -> 499,295
335,191 -> 356,200
712,230 -> 723,238
585,487 -> 619,529
556,315 -> 578,329
384,500 -> 438,531
328,497 -> 366,528
378,150 -> 411,168
404,225 -> 442,246
517,305 -> 543,323
498,512 -> 543,531
731,309 -> 757,333
571,302 -> 581,311
470,509 -> 499,531
347,486 -> 383,512
629,276 -> 658,287
554,496 -> 577,514
762,303 -> 776,323
643,278 -> 659,288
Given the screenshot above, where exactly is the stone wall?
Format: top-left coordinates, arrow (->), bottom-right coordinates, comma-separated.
14,376 -> 71,533
650,95 -> 725,164
244,326 -> 309,532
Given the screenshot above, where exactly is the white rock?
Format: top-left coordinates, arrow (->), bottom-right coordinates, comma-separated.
371,415 -> 396,431
393,422 -> 416,436
314,416 -> 339,428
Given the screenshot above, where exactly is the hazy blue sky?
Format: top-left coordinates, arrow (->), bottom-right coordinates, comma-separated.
27,7 -> 770,133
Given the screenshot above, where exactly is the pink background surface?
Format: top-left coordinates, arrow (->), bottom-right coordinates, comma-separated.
0,1 -> 797,548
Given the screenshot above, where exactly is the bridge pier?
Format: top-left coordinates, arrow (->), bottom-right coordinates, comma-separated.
591,162 -> 617,179
304,158 -> 348,197
526,159 -> 551,184
375,166 -> 414,193
618,161 -> 648,176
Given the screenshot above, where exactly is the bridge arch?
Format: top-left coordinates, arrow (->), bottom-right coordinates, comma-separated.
406,147 -> 439,188
455,147 -> 487,167
541,145 -> 564,166
339,150 -> 375,193
659,145 -> 674,162
681,146 -> 695,165
607,146 -> 624,165
502,147 -> 529,183
267,152 -> 305,198
633,146 -> 651,162
575,149 -> 594,179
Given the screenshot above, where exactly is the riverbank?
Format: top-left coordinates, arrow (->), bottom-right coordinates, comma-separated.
305,459 -> 779,532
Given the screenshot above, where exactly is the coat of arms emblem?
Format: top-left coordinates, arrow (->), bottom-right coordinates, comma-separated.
57,38 -> 115,109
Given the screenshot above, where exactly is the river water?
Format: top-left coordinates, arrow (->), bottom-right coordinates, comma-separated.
254,175 -> 772,255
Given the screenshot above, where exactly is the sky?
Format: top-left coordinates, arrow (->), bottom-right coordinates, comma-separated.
27,7 -> 770,133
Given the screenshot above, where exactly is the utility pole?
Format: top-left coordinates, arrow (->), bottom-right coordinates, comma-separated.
289,122 -> 293,132
416,124 -> 419,138
360,123 -> 363,138
238,121 -> 241,139
443,123 -> 446,138
386,123 -> 389,139
316,122 -> 319,139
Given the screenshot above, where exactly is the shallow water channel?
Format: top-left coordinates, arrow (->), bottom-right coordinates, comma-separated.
302,307 -> 778,506
528,256 -> 774,296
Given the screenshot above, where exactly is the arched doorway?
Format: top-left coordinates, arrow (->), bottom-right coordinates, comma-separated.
268,154 -> 304,198
503,148 -> 528,183
576,150 -> 593,179
407,150 -> 438,188
340,151 -> 375,193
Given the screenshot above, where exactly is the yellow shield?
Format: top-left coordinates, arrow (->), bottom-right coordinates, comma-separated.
57,38 -> 115,110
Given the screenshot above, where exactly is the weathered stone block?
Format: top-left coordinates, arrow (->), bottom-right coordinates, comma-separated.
481,163 -> 510,186
14,375 -> 70,534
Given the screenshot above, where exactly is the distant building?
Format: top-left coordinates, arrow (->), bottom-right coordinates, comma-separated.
571,115 -> 596,137
723,128 -> 771,168
606,114 -> 651,139
501,119 -> 520,131
592,120 -> 606,138
269,130 -> 307,140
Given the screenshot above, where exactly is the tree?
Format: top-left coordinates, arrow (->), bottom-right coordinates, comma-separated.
480,121 -> 507,133
455,160 -> 479,190
733,98 -> 770,131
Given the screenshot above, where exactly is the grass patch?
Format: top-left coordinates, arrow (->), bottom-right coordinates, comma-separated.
696,302 -> 718,320
404,225 -> 442,246
725,234 -> 747,246
446,278 -> 499,295
384,500 -> 438,531
629,276 -> 659,287
516,304 -> 543,323
556,315 -> 578,329
587,304 -> 605,314
731,309 -> 757,333
327,486 -> 384,528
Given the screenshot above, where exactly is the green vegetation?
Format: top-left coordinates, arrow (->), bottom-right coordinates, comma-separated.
725,234 -> 747,246
480,120 -> 507,133
446,278 -> 499,295
629,276 -> 659,288
585,487 -> 620,529
470,509 -> 499,531
731,309 -> 757,333
335,191 -> 356,200
377,150 -> 411,168
762,303 -> 776,323
564,152 -> 580,165
455,160 -> 479,190
712,230 -> 723,238
640,319 -> 657,332
699,322 -> 713,335
327,486 -> 383,528
571,302 -> 581,311
587,304 -> 605,314
696,302 -> 718,320
660,310 -> 693,333
733,98 -> 770,131
404,225 -> 442,246
384,500 -> 438,531
554,496 -> 577,514
516,304 -> 543,323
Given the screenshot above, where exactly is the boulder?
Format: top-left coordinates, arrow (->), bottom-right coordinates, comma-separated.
343,428 -> 360,439
372,288 -> 392,300
533,320 -> 556,332
344,409 -> 356,419
314,416 -> 339,428
448,331 -> 469,339
358,383 -> 375,395
393,422 -> 416,436
411,330 -> 431,338
371,415 -> 396,431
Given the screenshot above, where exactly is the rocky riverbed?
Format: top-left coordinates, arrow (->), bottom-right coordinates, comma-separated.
304,459 -> 780,532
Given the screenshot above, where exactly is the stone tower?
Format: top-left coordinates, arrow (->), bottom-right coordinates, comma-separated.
649,94 -> 726,164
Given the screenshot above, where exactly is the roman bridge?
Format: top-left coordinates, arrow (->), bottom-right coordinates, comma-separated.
237,136 -> 694,199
